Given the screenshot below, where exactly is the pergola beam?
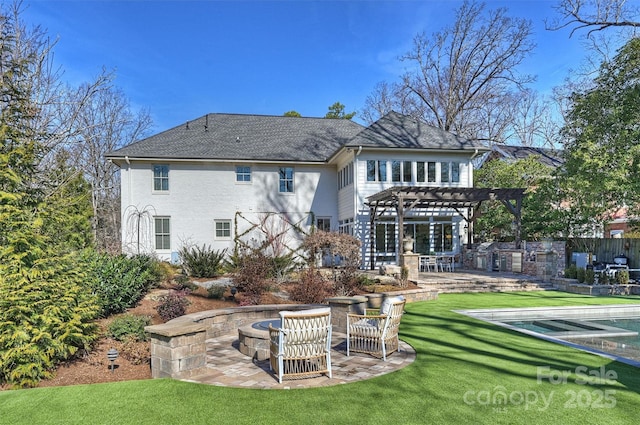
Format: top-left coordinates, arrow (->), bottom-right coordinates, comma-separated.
365,186 -> 526,266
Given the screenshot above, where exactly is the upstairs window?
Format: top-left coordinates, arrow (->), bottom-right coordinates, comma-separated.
236,166 -> 251,182
279,167 -> 294,193
391,161 -> 401,182
440,161 -> 450,183
403,161 -> 412,182
451,162 -> 460,183
416,162 -> 426,182
427,162 -> 436,182
366,160 -> 387,182
153,165 -> 169,191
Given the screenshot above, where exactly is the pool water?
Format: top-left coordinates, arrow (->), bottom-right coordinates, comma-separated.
456,305 -> 640,367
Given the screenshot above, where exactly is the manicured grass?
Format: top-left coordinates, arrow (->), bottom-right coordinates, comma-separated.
2,292 -> 640,425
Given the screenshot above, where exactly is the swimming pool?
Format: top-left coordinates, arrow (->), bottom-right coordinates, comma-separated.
456,304 -> 640,367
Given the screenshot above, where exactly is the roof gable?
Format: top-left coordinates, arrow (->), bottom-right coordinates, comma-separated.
345,111 -> 486,151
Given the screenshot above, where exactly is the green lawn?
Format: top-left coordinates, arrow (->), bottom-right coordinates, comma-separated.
2,291 -> 640,425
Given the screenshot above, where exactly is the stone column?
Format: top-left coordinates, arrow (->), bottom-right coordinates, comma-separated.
536,250 -> 557,283
146,322 -> 207,379
401,253 -> 420,282
326,296 -> 367,334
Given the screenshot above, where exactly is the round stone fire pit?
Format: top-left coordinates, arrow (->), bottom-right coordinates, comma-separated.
238,319 -> 281,360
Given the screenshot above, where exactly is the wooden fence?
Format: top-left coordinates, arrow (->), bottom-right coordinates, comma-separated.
566,238 -> 640,268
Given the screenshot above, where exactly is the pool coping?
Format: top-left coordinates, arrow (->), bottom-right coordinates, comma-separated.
454,304 -> 640,368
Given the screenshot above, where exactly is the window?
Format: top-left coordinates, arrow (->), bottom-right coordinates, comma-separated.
451,162 -> 460,183
441,162 -> 450,183
153,165 -> 169,191
416,162 -> 425,182
433,221 -> 453,252
279,167 -> 294,192
403,161 -> 412,182
338,163 -> 354,189
339,218 -> 354,235
154,217 -> 170,250
427,162 -> 436,182
236,166 -> 251,182
316,217 -> 331,232
366,160 -> 387,182
215,220 -> 232,239
391,161 -> 401,182
375,222 -> 396,253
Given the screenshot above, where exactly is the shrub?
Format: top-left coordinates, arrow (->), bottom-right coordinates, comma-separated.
289,268 -> 334,304
107,314 -> 151,342
576,267 -> 586,283
0,254 -> 100,388
84,252 -> 162,317
616,270 -> 630,285
269,254 -> 297,283
174,274 -> 198,291
599,271 -> 610,285
156,290 -> 191,321
206,285 -> 227,299
179,244 -> 226,278
233,250 -> 272,305
585,268 -> 595,285
118,336 -> 151,365
564,264 -> 578,279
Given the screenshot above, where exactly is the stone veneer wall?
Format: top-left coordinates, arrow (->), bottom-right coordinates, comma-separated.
145,287 -> 439,380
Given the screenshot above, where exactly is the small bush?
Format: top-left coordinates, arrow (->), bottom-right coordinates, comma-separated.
84,252 -> 162,317
233,250 -> 272,305
585,268 -> 595,285
118,336 -> 150,365
156,290 -> 191,321
174,274 -> 198,291
289,268 -> 334,304
616,270 -> 630,285
179,244 -> 226,278
576,267 -> 586,283
107,314 -> 151,342
599,272 -> 610,285
206,285 -> 227,299
564,264 -> 577,279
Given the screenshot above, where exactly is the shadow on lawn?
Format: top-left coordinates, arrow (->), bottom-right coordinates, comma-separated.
399,305 -> 640,396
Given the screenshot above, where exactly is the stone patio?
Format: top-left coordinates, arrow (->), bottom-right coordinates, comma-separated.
185,332 -> 415,389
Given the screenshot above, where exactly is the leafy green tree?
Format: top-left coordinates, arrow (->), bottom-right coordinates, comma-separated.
559,37 -> 640,232
474,154 -> 564,241
324,102 -> 356,120
283,110 -> 301,117
0,3 -> 100,387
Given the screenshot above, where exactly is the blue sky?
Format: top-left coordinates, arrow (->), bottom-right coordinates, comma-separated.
23,0 -> 590,132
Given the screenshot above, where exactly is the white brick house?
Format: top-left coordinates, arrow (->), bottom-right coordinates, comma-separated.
106,111 -> 487,268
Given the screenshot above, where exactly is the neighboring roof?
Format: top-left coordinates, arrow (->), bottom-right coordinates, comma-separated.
483,144 -> 564,168
106,111 -> 487,164
106,113 -> 365,163
344,111 -> 487,152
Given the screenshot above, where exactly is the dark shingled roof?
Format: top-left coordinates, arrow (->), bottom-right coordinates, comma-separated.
106,113 -> 365,162
488,144 -> 564,168
344,111 -> 486,151
106,111 -> 485,163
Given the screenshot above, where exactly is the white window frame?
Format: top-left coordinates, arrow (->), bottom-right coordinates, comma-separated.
279,167 -> 294,193
154,216 -> 171,250
153,164 -> 169,192
235,165 -> 251,183
214,219 -> 232,239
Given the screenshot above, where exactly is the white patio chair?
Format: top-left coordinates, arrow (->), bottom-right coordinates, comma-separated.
346,296 -> 406,361
268,307 -> 332,383
420,256 -> 436,272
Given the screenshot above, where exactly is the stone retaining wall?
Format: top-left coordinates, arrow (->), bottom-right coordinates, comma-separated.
146,287 -> 439,380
